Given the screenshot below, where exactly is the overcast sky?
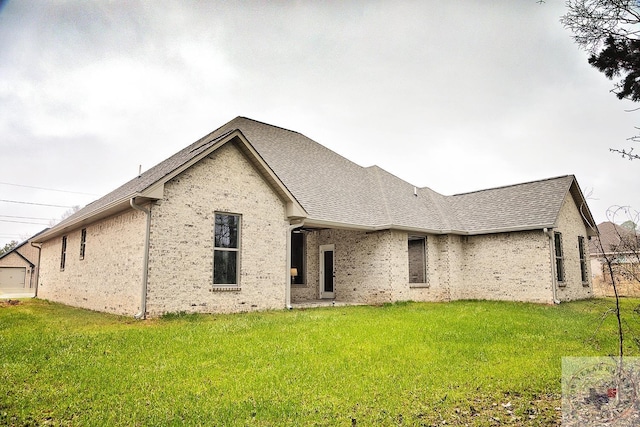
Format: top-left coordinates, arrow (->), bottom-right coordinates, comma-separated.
1,1 -> 638,248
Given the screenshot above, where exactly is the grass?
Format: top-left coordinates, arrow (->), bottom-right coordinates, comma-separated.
1,298 -> 640,426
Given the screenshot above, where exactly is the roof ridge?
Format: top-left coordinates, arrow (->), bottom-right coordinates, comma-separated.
452,175 -> 572,196
236,116 -> 307,138
368,167 -> 393,225
365,164 -> 419,187
421,187 -> 457,231
30,116 -> 593,240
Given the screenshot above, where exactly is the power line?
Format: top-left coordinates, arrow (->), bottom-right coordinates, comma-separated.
0,219 -> 50,225
0,199 -> 76,208
0,215 -> 51,221
0,181 -> 99,196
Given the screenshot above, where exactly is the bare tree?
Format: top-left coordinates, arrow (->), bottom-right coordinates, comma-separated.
48,206 -> 81,227
562,0 -> 640,160
595,206 -> 640,287
591,206 -> 640,400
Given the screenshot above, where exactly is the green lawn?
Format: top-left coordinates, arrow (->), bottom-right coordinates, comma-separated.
1,298 -> 640,426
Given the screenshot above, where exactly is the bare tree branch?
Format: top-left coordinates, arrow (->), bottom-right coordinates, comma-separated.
610,147 -> 640,160
562,0 -> 640,159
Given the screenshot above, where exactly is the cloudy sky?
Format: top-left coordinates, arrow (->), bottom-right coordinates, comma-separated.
1,0 -> 638,247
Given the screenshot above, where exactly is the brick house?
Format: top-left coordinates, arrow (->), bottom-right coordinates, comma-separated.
590,221 -> 640,297
0,237 -> 42,294
31,117 -> 597,317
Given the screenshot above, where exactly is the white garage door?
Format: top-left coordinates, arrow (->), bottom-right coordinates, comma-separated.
0,267 -> 26,289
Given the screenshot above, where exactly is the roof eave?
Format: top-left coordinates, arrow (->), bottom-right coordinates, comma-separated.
31,193 -> 155,243
303,218 -> 560,236
142,129 -> 308,219
554,176 -> 598,237
0,248 -> 35,267
461,224 -> 556,236
32,129 -> 309,243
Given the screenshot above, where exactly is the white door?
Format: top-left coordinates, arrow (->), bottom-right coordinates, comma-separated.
319,244 -> 335,299
0,267 -> 26,289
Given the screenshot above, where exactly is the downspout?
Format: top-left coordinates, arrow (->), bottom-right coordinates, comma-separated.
30,242 -> 42,298
130,198 -> 151,319
286,220 -> 305,309
544,228 -> 561,304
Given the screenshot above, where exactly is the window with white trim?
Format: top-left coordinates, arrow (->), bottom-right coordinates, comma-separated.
213,213 -> 240,285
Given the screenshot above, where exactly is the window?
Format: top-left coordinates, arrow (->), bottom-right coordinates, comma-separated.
80,228 -> 87,260
554,232 -> 564,283
291,231 -> 305,285
60,236 -> 67,271
214,213 -> 240,285
408,236 -> 427,284
578,236 -> 588,284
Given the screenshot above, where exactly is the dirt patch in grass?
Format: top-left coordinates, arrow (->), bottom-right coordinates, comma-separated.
0,299 -> 21,307
405,392 -> 561,426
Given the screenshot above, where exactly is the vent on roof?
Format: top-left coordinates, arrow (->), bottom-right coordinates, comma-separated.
414,187 -> 417,197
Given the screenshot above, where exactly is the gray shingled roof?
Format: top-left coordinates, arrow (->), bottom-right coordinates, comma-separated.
449,176 -> 577,233
55,129 -> 237,228
590,221 -> 639,255
43,116 -> 595,238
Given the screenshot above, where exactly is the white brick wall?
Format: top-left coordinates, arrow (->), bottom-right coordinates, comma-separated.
37,141 -> 290,317
145,141 -> 289,316
36,141 -> 594,315
454,231 -> 553,303
37,210 -> 146,315
291,229 -> 406,304
291,193 -> 593,306
555,195 -> 594,301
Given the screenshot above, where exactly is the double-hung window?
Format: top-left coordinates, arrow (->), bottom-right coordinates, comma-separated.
214,213 -> 240,285
554,232 -> 564,283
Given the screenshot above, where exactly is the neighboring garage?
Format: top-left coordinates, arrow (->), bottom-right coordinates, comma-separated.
0,238 -> 41,294
0,267 -> 27,290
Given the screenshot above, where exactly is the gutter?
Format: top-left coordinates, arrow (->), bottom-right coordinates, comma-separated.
544,228 -> 561,304
130,198 -> 151,319
29,242 -> 42,298
286,220 -> 305,309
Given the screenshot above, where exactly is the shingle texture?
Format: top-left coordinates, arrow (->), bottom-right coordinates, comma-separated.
590,221 -> 639,255
449,176 -> 575,233
54,116 -> 591,235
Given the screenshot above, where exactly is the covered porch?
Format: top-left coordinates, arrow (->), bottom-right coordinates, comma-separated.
288,226 -> 421,306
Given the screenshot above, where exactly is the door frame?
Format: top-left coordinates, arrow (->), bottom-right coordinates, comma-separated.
319,244 -> 335,299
